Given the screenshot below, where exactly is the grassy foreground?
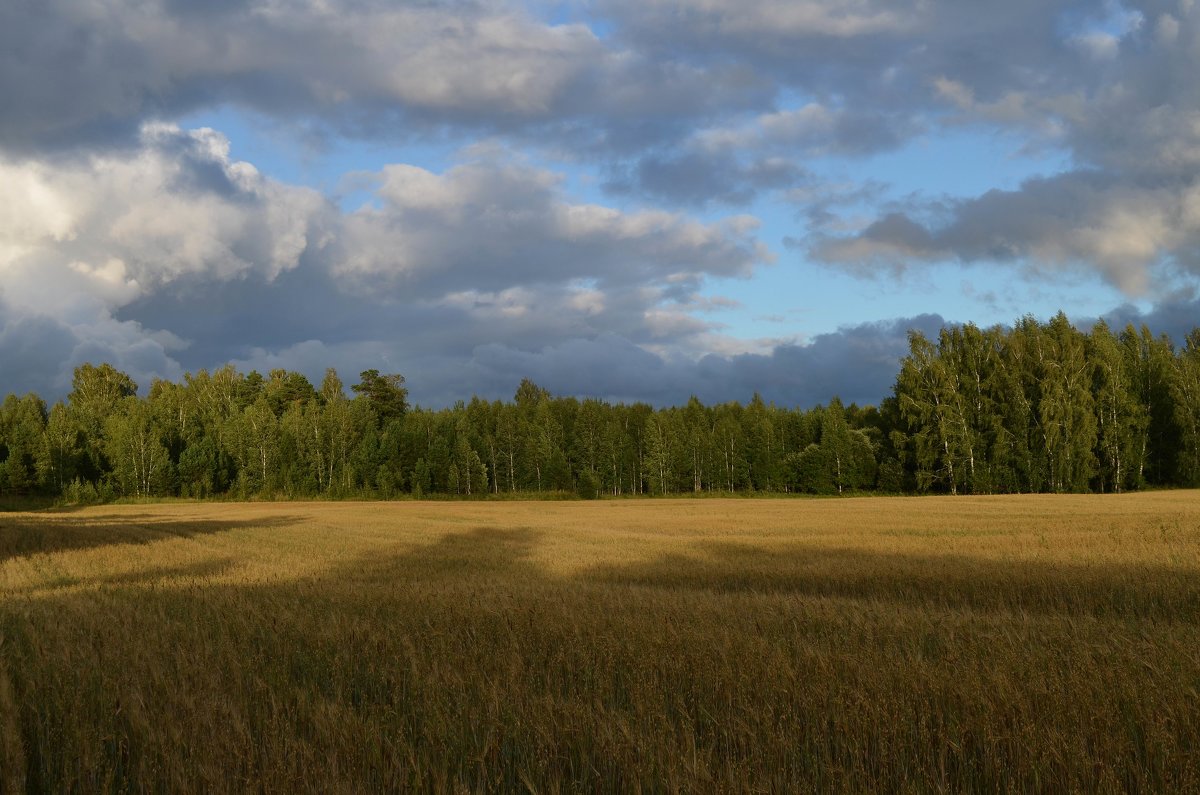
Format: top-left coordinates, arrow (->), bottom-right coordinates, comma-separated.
1,495 -> 1199,792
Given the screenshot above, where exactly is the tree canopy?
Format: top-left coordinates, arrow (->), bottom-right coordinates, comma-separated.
3,315 -> 1199,501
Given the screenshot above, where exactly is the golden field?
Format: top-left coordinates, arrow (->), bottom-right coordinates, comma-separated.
2,494 -> 1199,792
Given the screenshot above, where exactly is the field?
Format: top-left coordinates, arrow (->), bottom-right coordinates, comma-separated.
2,494 -> 1199,792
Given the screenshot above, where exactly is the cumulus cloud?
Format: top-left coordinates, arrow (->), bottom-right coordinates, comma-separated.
0,121 -> 781,404
0,124 -> 326,317
812,168 -> 1200,295
0,122 -> 330,397
336,154 -> 770,295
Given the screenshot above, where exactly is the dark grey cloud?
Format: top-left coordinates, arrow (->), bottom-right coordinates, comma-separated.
0,0 -> 592,149
1096,291 -> 1200,345
689,313 -> 948,407
0,0 -> 775,157
0,311 -> 79,398
0,301 -> 184,399
0,0 -> 1090,167
451,314 -> 948,409
597,0 -> 1096,114
603,102 -> 910,207
606,151 -> 807,207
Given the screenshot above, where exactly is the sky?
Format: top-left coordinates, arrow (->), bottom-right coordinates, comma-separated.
3,0 -> 1200,408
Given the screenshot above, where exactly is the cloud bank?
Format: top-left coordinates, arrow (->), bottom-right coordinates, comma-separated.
2,0 -> 1200,407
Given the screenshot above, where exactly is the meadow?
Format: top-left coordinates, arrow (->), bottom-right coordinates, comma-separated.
1,494 -> 1198,792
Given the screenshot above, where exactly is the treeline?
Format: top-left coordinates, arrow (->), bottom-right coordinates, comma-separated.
1,313 -> 1199,501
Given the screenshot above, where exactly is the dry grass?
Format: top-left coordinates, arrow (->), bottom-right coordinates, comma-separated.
2,494 -> 1199,791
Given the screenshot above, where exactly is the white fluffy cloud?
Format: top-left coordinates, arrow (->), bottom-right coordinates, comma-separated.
0,123 -> 330,395
0,124 -> 325,315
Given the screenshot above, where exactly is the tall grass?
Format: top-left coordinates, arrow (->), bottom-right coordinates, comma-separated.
1,494 -> 1199,791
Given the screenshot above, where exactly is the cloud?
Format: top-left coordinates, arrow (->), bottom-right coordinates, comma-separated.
209,292 -> 1200,411
0,121 -> 779,404
0,123 -> 323,397
605,100 -> 910,206
1095,289 -> 1200,345
599,0 -> 1091,111
606,150 -> 807,207
793,2 -> 1200,297
601,0 -> 917,45
0,124 -> 327,320
451,313 -> 948,408
0,300 -> 185,399
698,103 -> 913,156
0,309 -> 81,398
0,0 -> 1088,163
0,0 -> 778,158
336,153 -> 770,296
811,169 -> 1200,294
0,0 -> 610,150
7,0 -> 1200,412
215,314 -> 948,409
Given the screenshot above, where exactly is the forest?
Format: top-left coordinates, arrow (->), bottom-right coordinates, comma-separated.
1,312 -> 1199,501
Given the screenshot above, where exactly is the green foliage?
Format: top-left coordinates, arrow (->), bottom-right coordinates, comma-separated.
351,369 -> 409,427
1173,330 -> 1200,486
788,402 -> 877,495
8,314 -> 1200,505
575,468 -> 600,500
0,393 -> 47,494
61,476 -> 104,505
104,397 -> 172,497
890,317 -> 1187,495
40,402 -> 79,492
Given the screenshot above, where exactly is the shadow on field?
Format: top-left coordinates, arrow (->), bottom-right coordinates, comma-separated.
582,542 -> 1200,621
335,525 -> 545,586
184,523 -> 1198,624
251,525 -> 1200,623
0,513 -> 301,562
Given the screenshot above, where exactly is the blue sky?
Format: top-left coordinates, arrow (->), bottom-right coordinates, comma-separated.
1,0 -> 1197,406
